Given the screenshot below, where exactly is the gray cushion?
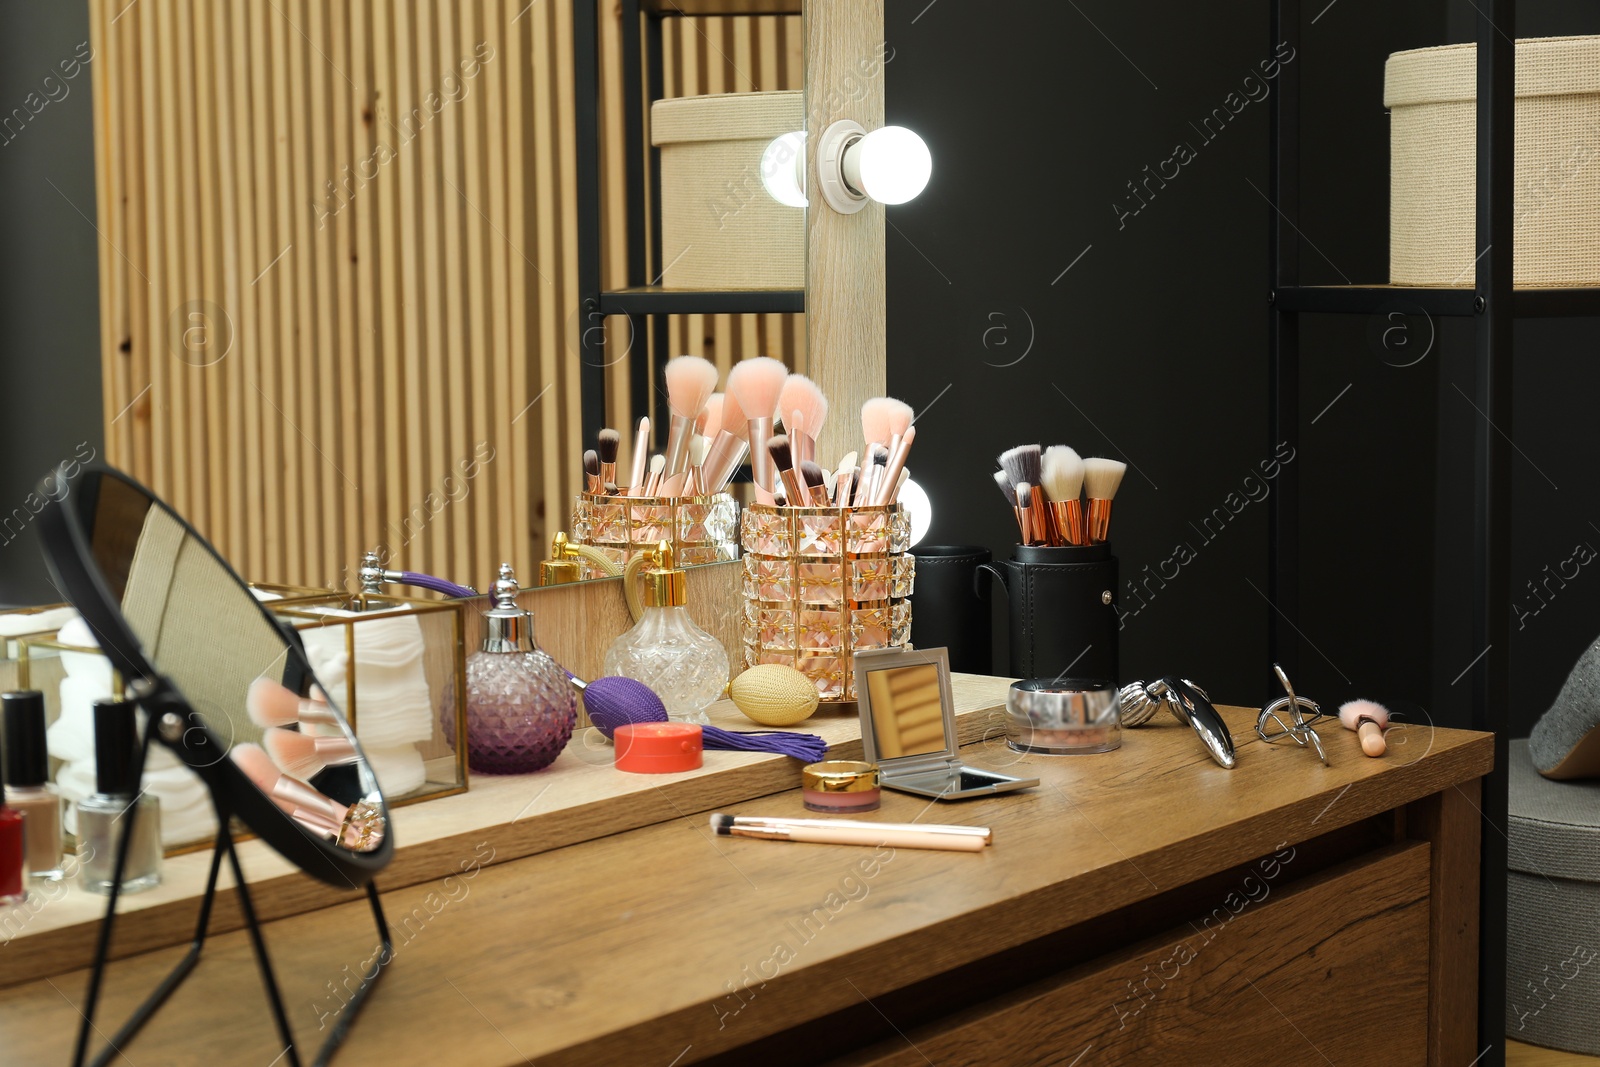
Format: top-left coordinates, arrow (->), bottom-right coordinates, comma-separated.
1509,739 -> 1600,881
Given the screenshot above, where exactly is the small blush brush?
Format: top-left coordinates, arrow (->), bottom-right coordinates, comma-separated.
778,375 -> 828,465
628,416 -> 650,495
643,454 -> 665,496
663,355 -> 719,476
596,428 -> 621,492
247,678 -> 342,728
1041,445 -> 1086,546
855,444 -> 889,507
833,451 -> 859,506
1082,458 -> 1128,544
727,356 -> 789,496
584,449 -> 601,494
993,469 -> 1030,542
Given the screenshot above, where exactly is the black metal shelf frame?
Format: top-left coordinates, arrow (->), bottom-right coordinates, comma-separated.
574,0 -> 806,447
1269,4 -> 1528,1062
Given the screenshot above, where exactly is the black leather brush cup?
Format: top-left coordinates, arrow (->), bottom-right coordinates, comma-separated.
980,544 -> 1119,682
909,545 -> 992,675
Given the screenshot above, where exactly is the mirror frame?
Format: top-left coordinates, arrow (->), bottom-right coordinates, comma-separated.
37,464 -> 393,888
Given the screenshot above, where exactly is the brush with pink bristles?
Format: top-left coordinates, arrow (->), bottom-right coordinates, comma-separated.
663,355 -> 719,478
860,397 -> 913,452
1338,700 -> 1390,757
263,726 -> 361,781
727,357 -> 788,499
778,375 -> 828,466
247,677 -> 343,729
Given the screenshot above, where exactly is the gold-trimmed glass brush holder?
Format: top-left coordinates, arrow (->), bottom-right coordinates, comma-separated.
571,490 -> 739,579
740,502 -> 915,704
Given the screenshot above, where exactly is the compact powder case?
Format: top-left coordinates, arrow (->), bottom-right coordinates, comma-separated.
1005,679 -> 1121,754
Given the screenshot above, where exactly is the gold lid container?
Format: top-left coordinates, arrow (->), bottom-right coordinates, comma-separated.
642,540 -> 688,608
801,759 -> 880,794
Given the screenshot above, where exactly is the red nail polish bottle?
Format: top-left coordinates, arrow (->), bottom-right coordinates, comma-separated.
0,754 -> 27,905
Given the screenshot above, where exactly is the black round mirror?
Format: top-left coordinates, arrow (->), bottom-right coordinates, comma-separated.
37,466 -> 392,887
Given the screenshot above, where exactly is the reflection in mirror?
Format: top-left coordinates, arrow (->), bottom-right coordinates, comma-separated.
66,470 -> 387,856
865,663 -> 946,759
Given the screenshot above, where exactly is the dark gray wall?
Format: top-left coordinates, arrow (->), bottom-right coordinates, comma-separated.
0,3 -> 103,607
887,0 -> 1600,734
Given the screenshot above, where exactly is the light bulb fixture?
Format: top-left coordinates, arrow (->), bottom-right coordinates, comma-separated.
760,130 -> 808,208
816,120 -> 932,215
900,476 -> 933,548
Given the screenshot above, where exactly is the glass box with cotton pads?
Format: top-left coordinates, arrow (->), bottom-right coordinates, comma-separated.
266,591 -> 470,807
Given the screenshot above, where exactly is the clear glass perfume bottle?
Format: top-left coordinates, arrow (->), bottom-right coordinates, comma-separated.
603,541 -> 729,723
78,699 -> 162,895
442,564 -> 577,774
3,690 -> 64,883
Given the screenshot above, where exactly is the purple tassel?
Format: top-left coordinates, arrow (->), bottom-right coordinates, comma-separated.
701,725 -> 829,763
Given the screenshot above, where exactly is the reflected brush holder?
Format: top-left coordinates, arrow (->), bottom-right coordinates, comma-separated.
571,491 -> 739,579
740,503 -> 914,704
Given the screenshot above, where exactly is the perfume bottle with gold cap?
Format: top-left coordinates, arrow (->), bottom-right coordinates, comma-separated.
603,541 -> 729,724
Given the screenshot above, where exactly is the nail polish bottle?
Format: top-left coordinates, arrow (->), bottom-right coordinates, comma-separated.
3,691 -> 65,883
77,699 -> 162,895
0,760 -> 25,906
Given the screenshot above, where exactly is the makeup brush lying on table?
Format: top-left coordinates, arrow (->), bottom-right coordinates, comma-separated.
711,813 -> 987,852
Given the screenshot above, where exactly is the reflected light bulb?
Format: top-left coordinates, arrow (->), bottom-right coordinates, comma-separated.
852,126 -> 932,205
900,477 -> 932,548
760,130 -> 807,208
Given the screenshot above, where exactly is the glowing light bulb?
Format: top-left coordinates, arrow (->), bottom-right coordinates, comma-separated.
851,126 -> 932,205
760,130 -> 807,208
900,477 -> 932,548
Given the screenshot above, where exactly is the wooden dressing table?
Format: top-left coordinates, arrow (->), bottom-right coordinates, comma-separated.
0,676 -> 1490,1066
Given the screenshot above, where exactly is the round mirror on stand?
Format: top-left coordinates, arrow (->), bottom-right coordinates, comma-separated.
37,465 -> 393,1067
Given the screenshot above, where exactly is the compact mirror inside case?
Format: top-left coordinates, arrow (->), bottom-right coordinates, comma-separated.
854,646 -> 1039,800
37,465 -> 394,1067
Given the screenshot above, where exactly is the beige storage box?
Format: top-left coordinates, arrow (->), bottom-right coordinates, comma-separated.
1386,35 -> 1600,287
651,90 -> 804,290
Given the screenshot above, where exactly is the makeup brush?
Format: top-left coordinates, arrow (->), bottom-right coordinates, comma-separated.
720,388 -> 748,442
891,467 -> 909,504
663,355 -> 719,476
700,431 -> 750,496
860,396 -> 913,450
1082,457 -> 1127,544
584,449 -> 602,494
800,460 -> 831,506
873,425 -> 916,506
993,468 -> 1030,541
596,428 -> 621,492
263,726 -> 360,781
628,416 -> 650,495
1338,699 -> 1391,757
767,434 -> 807,505
701,393 -> 725,439
1000,445 -> 1051,544
643,454 -> 665,496
686,435 -> 710,496
778,375 -> 828,465
232,743 -> 384,850
247,678 -> 342,728
1015,480 -> 1045,545
727,356 -> 788,495
833,451 -> 859,506
1041,445 -> 1085,546
710,813 -> 986,853
854,444 -> 889,507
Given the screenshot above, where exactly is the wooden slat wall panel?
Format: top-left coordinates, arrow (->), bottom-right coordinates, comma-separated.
89,0 -> 803,591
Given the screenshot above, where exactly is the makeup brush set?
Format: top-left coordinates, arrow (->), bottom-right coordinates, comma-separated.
992,443 -> 1125,547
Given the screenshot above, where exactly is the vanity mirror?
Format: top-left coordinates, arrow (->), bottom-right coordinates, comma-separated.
38,465 -> 392,1067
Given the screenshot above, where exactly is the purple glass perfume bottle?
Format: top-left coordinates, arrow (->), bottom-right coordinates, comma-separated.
443,564 -> 577,774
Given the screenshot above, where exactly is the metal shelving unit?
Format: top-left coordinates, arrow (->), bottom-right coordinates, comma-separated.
573,0 -> 804,447
1269,2 -> 1599,1061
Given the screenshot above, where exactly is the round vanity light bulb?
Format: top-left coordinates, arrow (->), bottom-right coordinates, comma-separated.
854,126 -> 931,205
760,130 -> 808,209
900,476 -> 933,547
